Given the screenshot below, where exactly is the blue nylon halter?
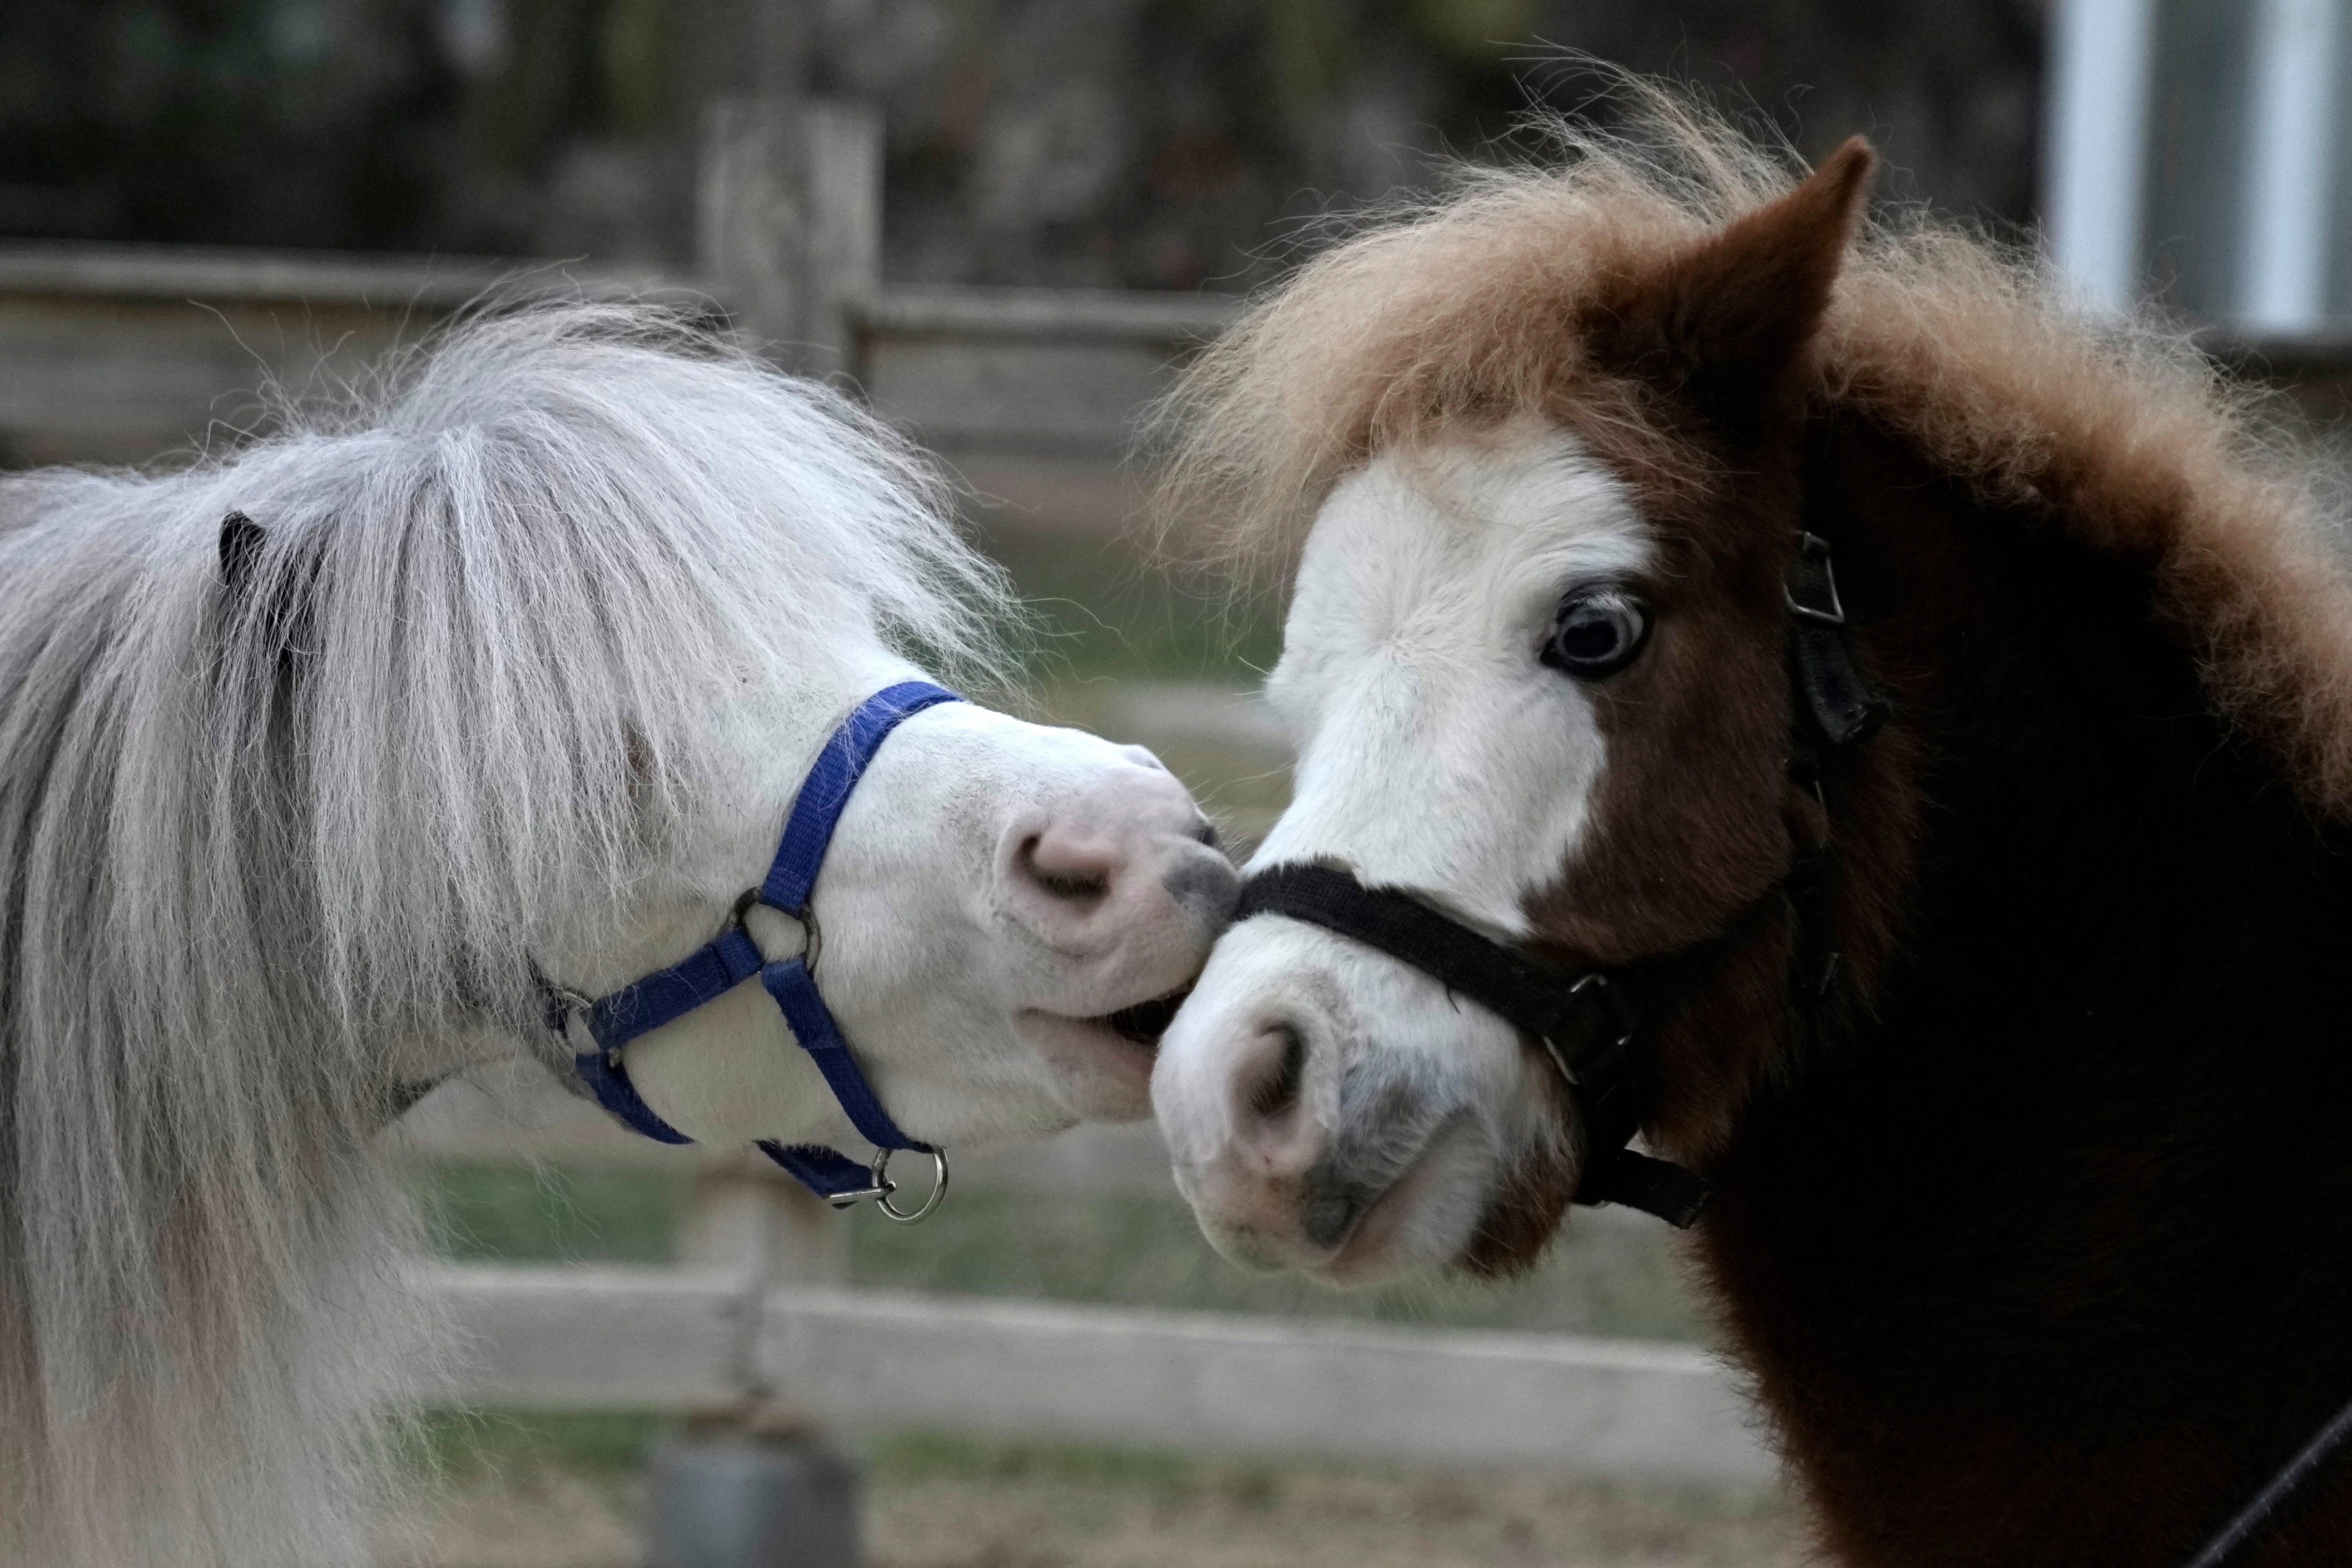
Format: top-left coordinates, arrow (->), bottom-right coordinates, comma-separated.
545,681 -> 962,1209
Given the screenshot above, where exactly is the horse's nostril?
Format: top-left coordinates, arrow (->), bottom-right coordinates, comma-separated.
1014,832 -> 1112,904
1300,1185 -> 1362,1251
1038,868 -> 1109,901
1247,1021 -> 1308,1122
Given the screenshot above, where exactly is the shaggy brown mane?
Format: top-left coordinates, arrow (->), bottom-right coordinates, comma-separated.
1154,79 -> 2352,816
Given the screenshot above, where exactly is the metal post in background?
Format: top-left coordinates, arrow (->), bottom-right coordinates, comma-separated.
2239,0 -> 2345,332
2044,0 -> 2158,315
647,1153 -> 861,1568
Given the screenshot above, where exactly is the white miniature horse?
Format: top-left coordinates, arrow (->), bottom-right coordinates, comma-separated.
0,304 -> 1233,1568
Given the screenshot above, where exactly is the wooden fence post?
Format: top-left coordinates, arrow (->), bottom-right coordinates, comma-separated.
675,1150 -> 851,1410
696,96 -> 883,381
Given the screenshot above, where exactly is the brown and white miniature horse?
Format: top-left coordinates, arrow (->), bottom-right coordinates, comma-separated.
1149,98 -> 2352,1567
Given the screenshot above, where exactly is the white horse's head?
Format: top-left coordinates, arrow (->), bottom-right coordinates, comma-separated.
234,306 -> 1233,1147
542,677 -> 1233,1147
0,303 -> 1231,1566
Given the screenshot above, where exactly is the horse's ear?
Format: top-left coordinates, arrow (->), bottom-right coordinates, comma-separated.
219,510 -> 264,597
1588,137 -> 1875,432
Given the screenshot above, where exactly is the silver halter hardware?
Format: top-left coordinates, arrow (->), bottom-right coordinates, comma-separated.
855,1146 -> 950,1223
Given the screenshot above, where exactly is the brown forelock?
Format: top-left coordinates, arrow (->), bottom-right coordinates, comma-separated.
1156,83 -> 2352,820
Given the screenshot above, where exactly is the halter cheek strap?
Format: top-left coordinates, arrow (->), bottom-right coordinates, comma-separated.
545,680 -> 961,1215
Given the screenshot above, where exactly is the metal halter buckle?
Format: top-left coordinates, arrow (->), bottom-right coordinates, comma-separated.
1537,972 -> 1629,1086
541,980 -> 598,1049
1785,530 -> 1849,626
827,1146 -> 951,1223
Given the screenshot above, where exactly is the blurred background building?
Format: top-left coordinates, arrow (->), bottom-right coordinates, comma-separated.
0,1 -> 2044,291
23,2 -> 2352,324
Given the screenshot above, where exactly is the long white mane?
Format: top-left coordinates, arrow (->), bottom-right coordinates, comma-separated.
0,304 -> 1014,1566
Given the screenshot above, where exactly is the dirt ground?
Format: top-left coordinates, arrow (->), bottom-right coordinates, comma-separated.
414,1461 -> 1813,1568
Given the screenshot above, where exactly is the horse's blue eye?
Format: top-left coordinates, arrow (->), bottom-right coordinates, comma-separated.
1542,589 -> 1650,678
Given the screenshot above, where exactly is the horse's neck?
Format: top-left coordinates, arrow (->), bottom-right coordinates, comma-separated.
1694,413 -> 2352,1564
1816,412 -> 2352,1080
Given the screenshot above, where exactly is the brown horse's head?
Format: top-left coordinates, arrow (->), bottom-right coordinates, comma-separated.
1150,136 -> 1883,1282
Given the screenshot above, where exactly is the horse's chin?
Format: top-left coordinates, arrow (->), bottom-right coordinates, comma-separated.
1452,1141 -> 1582,1281
1015,989 -> 1189,1120
1307,1116 -> 1490,1285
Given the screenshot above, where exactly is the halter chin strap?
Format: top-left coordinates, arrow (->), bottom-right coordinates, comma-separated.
1231,530 -> 1887,1230
541,680 -> 962,1218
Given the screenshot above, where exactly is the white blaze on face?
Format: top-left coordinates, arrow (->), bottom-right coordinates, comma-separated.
1153,420 -> 1654,1279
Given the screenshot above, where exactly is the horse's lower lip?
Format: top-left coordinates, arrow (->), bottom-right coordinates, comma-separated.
1018,1000 -> 1179,1118
1096,987 -> 1191,1045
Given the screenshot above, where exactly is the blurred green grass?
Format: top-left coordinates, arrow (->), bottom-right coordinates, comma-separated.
404,1408 -> 660,1485
418,1163 -> 1703,1343
423,1163 -> 676,1265
978,523 -> 1282,687
400,1412 -> 1293,1500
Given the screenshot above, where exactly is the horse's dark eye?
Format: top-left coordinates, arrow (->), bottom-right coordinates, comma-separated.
1541,588 -> 1650,678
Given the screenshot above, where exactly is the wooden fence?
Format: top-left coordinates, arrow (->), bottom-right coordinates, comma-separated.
0,97 -> 1233,499
393,1063 -> 1775,1483
419,1269 -> 1772,1483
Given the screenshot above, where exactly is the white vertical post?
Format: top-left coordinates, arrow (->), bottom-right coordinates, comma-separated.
677,1163 -> 848,1290
2240,0 -> 2345,332
674,1154 -> 848,1403
2045,0 -> 2161,314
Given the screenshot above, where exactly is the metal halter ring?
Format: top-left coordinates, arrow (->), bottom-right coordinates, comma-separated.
856,1146 -> 950,1224
733,889 -> 820,970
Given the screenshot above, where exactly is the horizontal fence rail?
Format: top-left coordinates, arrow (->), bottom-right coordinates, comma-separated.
0,239 -> 1242,468
0,240 -> 699,309
419,1267 -> 1778,1484
399,1066 -> 1776,1485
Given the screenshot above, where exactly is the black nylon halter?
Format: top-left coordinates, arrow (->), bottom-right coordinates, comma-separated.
1232,862 -> 1729,1224
1232,530 -> 1886,1229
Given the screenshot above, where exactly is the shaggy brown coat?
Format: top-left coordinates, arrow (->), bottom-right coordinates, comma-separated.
1159,86 -> 2352,1568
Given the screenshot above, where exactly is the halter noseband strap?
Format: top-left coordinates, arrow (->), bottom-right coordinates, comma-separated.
543,680 -> 962,1219
1230,863 -> 1719,1226
1231,531 -> 1887,1230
